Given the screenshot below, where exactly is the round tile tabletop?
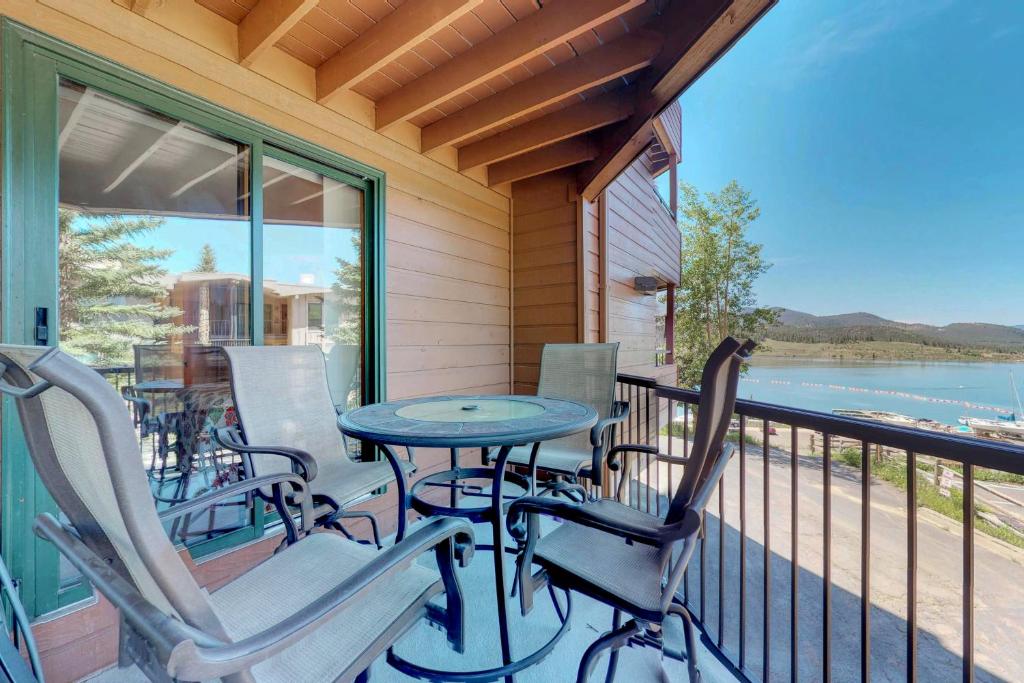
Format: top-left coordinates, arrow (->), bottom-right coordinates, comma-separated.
337,394 -> 596,448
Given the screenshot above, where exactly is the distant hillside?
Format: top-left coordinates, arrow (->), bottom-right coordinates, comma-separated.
768,308 -> 1024,353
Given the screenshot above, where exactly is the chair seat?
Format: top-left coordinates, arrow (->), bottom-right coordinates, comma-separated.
312,457 -> 416,508
211,532 -> 440,682
534,500 -> 668,616
491,444 -> 591,477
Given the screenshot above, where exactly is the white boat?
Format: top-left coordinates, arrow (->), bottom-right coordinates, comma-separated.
960,372 -> 1024,440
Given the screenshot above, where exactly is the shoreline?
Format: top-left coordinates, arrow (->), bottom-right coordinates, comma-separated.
758,339 -> 1024,364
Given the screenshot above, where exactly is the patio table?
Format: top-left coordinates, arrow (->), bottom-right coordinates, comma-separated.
338,394 -> 597,682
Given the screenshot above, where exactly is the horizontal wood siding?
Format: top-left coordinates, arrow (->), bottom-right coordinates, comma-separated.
1,3 -> 510,680
603,156 -> 679,386
511,170 -> 579,394
582,196 -> 601,343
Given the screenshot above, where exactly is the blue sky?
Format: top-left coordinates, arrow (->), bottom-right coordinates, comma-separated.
661,0 -> 1024,326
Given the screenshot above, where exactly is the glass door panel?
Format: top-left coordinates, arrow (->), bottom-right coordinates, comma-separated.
57,79 -> 253,558
262,154 -> 365,413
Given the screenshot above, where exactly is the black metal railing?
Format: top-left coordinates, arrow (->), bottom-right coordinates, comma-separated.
610,372 -> 1024,683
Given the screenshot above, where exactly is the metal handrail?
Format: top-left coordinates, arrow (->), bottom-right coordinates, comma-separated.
612,371 -> 1024,683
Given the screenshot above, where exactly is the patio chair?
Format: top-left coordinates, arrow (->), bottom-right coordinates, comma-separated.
508,337 -> 754,683
487,343 -> 629,500
217,345 -> 415,548
0,344 -> 472,683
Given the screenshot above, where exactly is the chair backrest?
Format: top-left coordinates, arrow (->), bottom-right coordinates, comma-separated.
536,343 -> 619,451
223,345 -> 348,478
0,345 -> 229,640
664,337 -> 752,525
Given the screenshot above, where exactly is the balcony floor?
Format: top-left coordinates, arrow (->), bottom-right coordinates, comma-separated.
86,519 -> 732,682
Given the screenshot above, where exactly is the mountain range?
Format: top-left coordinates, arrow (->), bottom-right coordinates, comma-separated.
768,309 -> 1024,352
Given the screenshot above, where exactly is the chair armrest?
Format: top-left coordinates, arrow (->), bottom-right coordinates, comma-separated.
33,514 -> 224,664
590,400 -> 630,448
157,473 -> 312,527
214,426 -> 318,482
169,517 -> 474,680
508,496 -> 688,547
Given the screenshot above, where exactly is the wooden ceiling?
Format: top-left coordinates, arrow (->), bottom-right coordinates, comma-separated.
155,0 -> 774,194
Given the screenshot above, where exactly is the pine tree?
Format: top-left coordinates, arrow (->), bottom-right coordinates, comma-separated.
58,208 -> 192,366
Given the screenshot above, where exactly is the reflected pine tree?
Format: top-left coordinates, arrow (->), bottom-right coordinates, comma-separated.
329,233 -> 362,345
58,208 -> 192,366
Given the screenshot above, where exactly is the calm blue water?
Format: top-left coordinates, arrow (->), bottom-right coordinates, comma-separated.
741,359 -> 1024,426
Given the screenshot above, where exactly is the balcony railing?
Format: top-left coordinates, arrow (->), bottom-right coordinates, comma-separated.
610,372 -> 1024,683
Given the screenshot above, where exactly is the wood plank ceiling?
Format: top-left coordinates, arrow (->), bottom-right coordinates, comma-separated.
189,0 -> 775,194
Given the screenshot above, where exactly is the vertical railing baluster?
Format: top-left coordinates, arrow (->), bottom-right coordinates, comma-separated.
655,390 -> 661,517
718,472 -> 726,648
700,507 -> 707,624
739,415 -> 748,671
684,403 -> 690,459
791,426 -> 800,682
823,433 -> 833,683
861,441 -> 871,682
763,419 -> 772,681
907,450 -> 918,683
963,464 -> 974,683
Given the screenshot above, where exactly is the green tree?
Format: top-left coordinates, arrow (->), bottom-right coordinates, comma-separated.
329,233 -> 363,344
58,209 -> 192,365
674,181 -> 777,386
193,243 -> 218,272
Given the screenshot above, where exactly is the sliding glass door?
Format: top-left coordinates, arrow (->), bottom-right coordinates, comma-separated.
2,20 -> 385,618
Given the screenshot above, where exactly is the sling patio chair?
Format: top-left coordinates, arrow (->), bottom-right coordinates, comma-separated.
217,345 -> 415,548
507,337 -> 754,683
0,344 -> 473,683
486,343 -> 629,500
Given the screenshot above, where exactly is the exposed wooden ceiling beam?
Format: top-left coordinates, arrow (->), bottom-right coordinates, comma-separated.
317,0 -> 484,102
129,0 -> 161,16
238,0 -> 319,67
578,0 -> 776,198
374,0 -> 645,130
421,32 -> 661,152
457,88 -> 635,171
487,136 -> 598,186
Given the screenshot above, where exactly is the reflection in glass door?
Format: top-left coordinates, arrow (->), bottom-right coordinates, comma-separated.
3,29 -> 382,618
263,154 -> 365,412
57,79 -> 253,564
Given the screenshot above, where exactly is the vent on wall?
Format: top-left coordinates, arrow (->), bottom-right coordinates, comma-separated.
634,276 -> 659,294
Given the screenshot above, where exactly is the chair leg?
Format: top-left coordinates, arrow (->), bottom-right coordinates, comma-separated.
668,601 -> 700,683
576,618 -> 641,683
604,609 -> 623,683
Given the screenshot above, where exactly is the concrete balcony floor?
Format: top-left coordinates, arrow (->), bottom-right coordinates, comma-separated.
86,519 -> 731,683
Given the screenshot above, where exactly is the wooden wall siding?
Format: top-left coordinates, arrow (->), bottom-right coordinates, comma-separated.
603,156 -> 679,385
510,170 -> 580,394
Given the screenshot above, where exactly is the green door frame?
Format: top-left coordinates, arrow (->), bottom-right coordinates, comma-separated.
1,19 -> 387,619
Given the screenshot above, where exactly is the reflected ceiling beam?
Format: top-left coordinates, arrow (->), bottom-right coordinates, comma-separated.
172,151 -> 247,199
374,0 -> 644,130
103,121 -> 184,194
58,89 -> 96,151
421,31 -> 661,152
316,0 -> 484,102
458,88 -> 635,171
487,136 -> 598,186
238,0 -> 319,67
578,0 -> 776,198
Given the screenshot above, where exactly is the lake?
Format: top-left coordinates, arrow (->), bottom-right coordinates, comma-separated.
741,358 -> 1024,426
